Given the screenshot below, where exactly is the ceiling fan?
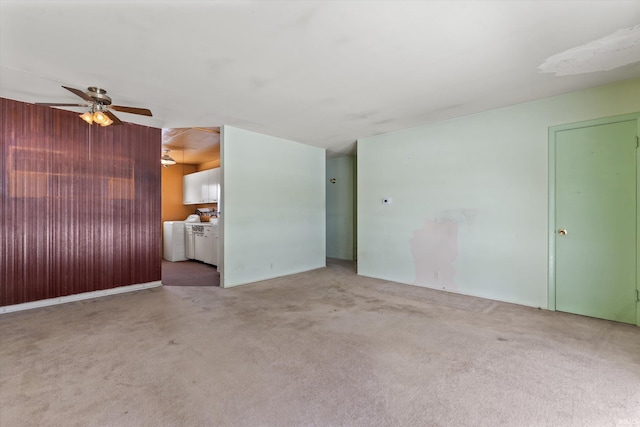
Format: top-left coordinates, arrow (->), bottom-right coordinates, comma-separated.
36,86 -> 152,126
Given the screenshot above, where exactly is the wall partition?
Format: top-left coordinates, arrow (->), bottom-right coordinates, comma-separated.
0,98 -> 161,307
220,126 -> 325,288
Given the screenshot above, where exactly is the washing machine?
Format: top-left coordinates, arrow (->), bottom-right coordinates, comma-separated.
163,214 -> 200,262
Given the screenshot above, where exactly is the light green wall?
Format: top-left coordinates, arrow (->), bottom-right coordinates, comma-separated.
221,126 -> 326,288
357,78 -> 640,308
326,156 -> 355,260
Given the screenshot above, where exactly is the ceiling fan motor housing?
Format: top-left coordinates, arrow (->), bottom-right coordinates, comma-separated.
87,87 -> 112,105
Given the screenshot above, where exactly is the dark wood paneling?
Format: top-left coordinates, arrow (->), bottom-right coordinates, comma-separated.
0,98 -> 161,306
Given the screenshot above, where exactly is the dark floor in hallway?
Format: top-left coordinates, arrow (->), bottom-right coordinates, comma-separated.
162,259 -> 219,286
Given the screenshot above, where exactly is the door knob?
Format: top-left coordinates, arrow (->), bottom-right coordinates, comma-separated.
558,229 -> 568,235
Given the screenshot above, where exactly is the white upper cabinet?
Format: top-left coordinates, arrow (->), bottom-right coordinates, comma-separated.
200,169 -> 213,203
183,172 -> 201,204
183,168 -> 220,205
208,168 -> 220,202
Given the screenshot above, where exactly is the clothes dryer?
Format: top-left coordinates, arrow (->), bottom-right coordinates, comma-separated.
163,215 -> 201,262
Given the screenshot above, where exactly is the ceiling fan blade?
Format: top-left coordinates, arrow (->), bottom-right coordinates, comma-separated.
111,105 -> 153,116
62,86 -> 94,102
35,102 -> 87,107
104,110 -> 124,126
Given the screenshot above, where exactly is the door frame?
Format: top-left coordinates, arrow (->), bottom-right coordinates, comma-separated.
548,112 -> 640,326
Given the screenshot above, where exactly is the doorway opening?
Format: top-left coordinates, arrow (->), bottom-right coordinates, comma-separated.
160,127 -> 221,287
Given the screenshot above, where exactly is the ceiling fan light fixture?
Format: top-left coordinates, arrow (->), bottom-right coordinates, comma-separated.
93,111 -> 109,126
98,114 -> 113,126
79,111 -> 94,124
161,149 -> 177,167
80,109 -> 113,126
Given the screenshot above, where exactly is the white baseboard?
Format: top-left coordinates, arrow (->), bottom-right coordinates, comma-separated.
0,281 -> 163,314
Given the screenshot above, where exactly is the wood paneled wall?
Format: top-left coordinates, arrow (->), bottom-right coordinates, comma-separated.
0,98 -> 161,306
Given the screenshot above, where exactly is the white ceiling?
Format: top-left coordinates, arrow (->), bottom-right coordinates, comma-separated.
1,1 -> 640,157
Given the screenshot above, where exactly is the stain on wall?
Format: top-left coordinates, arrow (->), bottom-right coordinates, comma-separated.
410,219 -> 458,290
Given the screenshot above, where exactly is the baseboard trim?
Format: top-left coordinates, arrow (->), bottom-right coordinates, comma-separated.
0,281 -> 163,314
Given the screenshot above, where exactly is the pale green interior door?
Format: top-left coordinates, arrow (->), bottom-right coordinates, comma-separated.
555,119 -> 637,324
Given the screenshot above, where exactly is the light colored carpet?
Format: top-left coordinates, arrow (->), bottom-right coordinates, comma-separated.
1,259 -> 639,427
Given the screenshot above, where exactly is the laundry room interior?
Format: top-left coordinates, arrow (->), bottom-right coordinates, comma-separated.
160,126 -> 221,286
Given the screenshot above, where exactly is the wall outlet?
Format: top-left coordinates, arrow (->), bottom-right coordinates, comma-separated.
382,197 -> 392,205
